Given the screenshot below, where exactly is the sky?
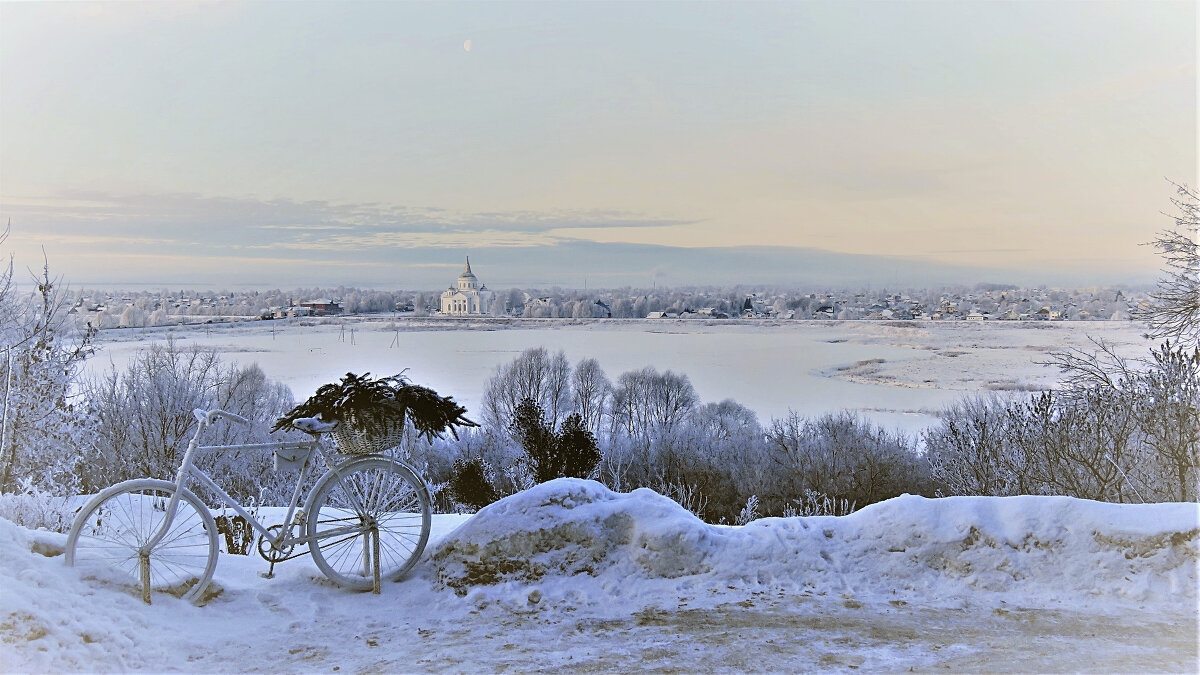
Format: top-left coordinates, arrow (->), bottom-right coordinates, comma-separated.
0,1 -> 1195,290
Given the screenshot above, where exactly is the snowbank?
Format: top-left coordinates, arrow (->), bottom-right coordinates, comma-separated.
428,479 -> 1199,608
0,483 -> 1195,672
0,519 -> 192,672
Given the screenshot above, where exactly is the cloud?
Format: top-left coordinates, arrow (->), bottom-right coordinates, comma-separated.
268,230 -> 563,251
1,191 -> 693,256
931,248 -> 1034,254
256,224 -> 357,232
0,190 -> 1155,289
73,251 -> 389,268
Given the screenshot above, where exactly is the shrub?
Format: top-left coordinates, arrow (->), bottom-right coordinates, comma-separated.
509,399 -> 602,484
448,457 -> 499,510
735,494 -> 760,525
924,395 -> 1021,497
556,414 -> 602,479
781,489 -> 857,517
510,398 -> 559,483
768,411 -> 934,509
0,481 -> 77,533
933,341 -> 1200,503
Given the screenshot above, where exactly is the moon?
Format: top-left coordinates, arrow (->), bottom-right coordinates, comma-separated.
464,39 -> 471,52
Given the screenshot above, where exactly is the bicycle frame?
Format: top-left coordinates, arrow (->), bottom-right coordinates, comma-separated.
140,408 -> 407,561
141,410 -> 322,556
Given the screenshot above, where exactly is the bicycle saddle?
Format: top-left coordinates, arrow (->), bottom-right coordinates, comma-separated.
292,417 -> 338,434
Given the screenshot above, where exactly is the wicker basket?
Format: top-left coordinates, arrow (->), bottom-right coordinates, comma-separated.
330,414 -> 405,455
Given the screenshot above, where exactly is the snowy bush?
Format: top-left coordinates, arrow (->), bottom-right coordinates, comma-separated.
928,343 -> 1200,503
1134,342 -> 1200,501
781,489 -> 857,517
735,494 -> 760,525
767,411 -> 933,511
0,481 -> 77,533
924,395 -> 1023,497
651,479 -> 708,518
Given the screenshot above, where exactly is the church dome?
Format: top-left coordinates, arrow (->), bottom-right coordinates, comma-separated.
459,257 -> 477,279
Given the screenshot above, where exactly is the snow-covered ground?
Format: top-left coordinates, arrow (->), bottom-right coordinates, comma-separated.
2,480 -> 1196,672
85,319 -> 1149,435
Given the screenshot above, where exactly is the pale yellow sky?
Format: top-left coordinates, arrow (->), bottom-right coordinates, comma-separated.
0,1 -> 1195,287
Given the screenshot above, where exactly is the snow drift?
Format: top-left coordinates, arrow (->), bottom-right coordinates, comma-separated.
0,482 -> 1197,672
428,479 -> 1199,607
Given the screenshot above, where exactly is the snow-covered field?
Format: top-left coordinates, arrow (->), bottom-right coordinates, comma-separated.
1,480 -> 1196,672
86,319 -> 1149,435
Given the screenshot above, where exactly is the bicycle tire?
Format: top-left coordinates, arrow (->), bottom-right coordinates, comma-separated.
305,456 -> 431,590
65,478 -> 219,603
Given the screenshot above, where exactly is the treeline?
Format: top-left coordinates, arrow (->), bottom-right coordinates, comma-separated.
69,281 -> 1144,327
70,286 -> 405,328
407,344 -> 1198,521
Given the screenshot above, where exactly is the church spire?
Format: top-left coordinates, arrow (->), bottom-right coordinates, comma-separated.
464,256 -> 472,275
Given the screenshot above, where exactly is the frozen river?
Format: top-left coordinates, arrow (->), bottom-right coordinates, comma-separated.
84,318 -> 1149,436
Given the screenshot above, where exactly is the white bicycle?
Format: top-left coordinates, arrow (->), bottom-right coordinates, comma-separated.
65,408 -> 431,603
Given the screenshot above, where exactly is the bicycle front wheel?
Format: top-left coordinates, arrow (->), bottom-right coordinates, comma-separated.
306,457 -> 431,590
65,479 -> 219,603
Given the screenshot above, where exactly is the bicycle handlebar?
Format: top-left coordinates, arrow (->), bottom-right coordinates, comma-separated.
193,408 -> 250,425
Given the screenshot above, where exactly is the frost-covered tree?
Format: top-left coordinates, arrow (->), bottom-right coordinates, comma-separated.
570,358 -> 611,436
1017,389 -> 1137,502
1133,343 -> 1200,501
0,238 -> 94,493
609,367 -> 698,438
1135,182 -> 1199,346
480,347 -> 573,433
79,340 -> 297,502
118,305 -> 146,328
924,395 -> 1021,497
689,399 -> 761,440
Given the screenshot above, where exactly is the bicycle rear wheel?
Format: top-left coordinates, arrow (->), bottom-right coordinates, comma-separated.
305,457 -> 431,590
65,479 -> 219,603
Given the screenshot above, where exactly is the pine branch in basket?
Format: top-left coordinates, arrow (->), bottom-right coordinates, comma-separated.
271,372 -> 478,441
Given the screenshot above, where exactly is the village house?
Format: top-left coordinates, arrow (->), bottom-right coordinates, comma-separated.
298,299 -> 343,316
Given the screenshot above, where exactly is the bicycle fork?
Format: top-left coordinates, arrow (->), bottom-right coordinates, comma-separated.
135,421 -> 210,604
361,525 -> 381,594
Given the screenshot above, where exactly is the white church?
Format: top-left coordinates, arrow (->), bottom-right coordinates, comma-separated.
440,257 -> 494,315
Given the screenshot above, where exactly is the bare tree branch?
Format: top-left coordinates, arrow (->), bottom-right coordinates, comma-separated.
1134,181 -> 1200,345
